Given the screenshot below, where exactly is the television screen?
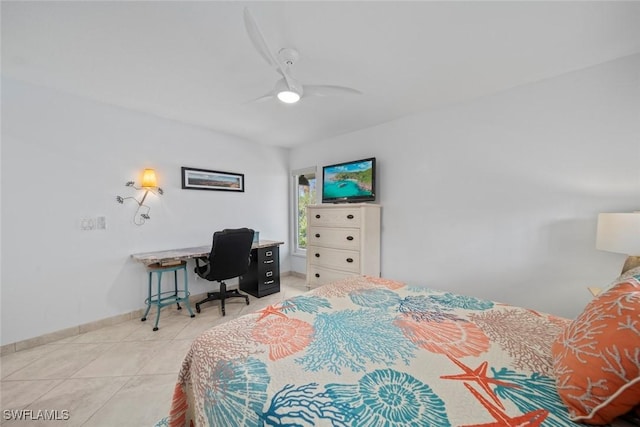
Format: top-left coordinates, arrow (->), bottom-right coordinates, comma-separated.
322,157 -> 376,203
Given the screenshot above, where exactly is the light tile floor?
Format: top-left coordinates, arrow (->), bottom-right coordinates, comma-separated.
0,276 -> 309,426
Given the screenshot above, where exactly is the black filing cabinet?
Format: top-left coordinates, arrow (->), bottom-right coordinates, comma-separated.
239,244 -> 280,298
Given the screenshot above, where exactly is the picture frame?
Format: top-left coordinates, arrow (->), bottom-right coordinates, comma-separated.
181,167 -> 244,192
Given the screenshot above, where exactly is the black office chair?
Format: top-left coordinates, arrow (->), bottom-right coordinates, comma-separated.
194,228 -> 254,316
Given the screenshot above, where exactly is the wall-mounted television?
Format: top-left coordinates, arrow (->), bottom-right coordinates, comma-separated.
322,157 -> 376,203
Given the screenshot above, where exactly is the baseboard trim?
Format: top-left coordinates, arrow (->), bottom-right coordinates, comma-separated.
289,271 -> 305,279
0,271 -> 298,355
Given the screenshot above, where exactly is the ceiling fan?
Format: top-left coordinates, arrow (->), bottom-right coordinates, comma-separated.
243,7 -> 361,104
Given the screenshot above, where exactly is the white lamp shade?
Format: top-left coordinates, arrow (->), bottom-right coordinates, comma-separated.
596,213 -> 640,255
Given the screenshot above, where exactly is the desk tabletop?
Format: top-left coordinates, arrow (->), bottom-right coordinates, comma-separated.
131,240 -> 284,266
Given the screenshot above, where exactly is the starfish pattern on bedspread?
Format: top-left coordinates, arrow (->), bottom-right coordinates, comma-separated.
162,276 -> 589,427
461,383 -> 549,427
441,356 -> 518,409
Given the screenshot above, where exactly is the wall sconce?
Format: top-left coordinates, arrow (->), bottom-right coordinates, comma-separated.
116,168 -> 164,225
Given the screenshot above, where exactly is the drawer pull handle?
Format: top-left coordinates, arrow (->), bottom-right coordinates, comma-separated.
315,233 -> 320,238
315,273 -> 320,278
346,236 -> 354,241
315,253 -> 320,258
347,214 -> 354,219
315,214 -> 321,219
264,280 -> 275,285
346,258 -> 354,263
266,271 -> 273,277
264,260 -> 274,264
265,251 -> 272,256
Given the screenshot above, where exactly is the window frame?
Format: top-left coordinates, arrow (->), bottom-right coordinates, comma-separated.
291,166 -> 317,257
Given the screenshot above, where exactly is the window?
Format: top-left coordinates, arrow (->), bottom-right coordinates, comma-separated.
292,167 -> 317,254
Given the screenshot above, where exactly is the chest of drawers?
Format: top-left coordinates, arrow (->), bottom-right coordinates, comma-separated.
306,203 -> 381,286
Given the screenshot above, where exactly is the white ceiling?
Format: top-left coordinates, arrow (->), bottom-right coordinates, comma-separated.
3,1 -> 640,148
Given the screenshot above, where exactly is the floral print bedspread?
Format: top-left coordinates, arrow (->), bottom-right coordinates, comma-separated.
160,275 -> 588,427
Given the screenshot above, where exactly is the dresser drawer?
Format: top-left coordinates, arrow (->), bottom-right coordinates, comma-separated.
308,207 -> 361,228
307,265 -> 355,286
307,226 -> 360,250
307,246 -> 360,273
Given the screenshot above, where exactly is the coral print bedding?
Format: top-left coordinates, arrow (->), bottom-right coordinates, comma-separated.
157,275 -> 640,427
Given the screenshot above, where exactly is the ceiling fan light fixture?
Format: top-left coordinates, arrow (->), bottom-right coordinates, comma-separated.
277,90 -> 301,104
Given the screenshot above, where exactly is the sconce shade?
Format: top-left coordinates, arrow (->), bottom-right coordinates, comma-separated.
596,213 -> 640,256
141,169 -> 158,188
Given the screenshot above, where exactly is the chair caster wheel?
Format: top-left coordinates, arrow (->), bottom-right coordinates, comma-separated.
246,300 -> 249,305
190,314 -> 195,318
153,327 -> 159,331
222,309 -> 226,316
141,317 -> 146,322
195,304 -> 201,314
177,305 -> 182,310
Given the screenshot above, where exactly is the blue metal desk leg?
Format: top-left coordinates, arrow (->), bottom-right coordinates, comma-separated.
183,266 -> 195,318
141,271 -> 153,322
174,270 -> 182,310
153,270 -> 163,331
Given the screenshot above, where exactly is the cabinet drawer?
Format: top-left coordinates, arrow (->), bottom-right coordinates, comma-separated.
308,208 -> 361,228
261,276 -> 279,290
259,247 -> 277,262
307,227 -> 360,250
307,246 -> 360,273
260,265 -> 278,280
240,245 -> 281,298
307,266 -> 355,286
257,247 -> 278,271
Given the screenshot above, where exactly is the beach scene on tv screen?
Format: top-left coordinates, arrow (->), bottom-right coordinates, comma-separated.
324,160 -> 373,199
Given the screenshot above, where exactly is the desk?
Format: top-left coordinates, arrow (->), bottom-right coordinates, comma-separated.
131,240 -> 284,297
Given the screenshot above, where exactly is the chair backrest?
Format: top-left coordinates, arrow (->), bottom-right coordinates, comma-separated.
205,228 -> 255,281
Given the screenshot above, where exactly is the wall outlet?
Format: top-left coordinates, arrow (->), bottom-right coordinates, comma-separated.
80,218 -> 96,231
96,216 -> 106,230
80,216 -> 106,231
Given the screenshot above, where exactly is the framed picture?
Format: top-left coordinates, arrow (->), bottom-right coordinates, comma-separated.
181,167 -> 244,192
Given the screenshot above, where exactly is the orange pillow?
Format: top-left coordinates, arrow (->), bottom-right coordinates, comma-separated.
552,279 -> 640,425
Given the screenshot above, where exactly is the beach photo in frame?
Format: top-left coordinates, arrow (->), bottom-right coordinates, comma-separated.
181,167 -> 244,192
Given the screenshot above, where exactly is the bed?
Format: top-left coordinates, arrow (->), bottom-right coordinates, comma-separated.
157,274 -> 640,427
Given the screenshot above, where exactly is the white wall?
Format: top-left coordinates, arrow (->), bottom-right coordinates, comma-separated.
1,78 -> 290,345
2,54 -> 638,345
290,54 -> 640,319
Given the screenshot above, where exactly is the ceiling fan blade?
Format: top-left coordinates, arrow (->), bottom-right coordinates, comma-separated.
303,85 -> 362,97
244,92 -> 276,105
243,7 -> 279,68
243,7 -> 296,91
